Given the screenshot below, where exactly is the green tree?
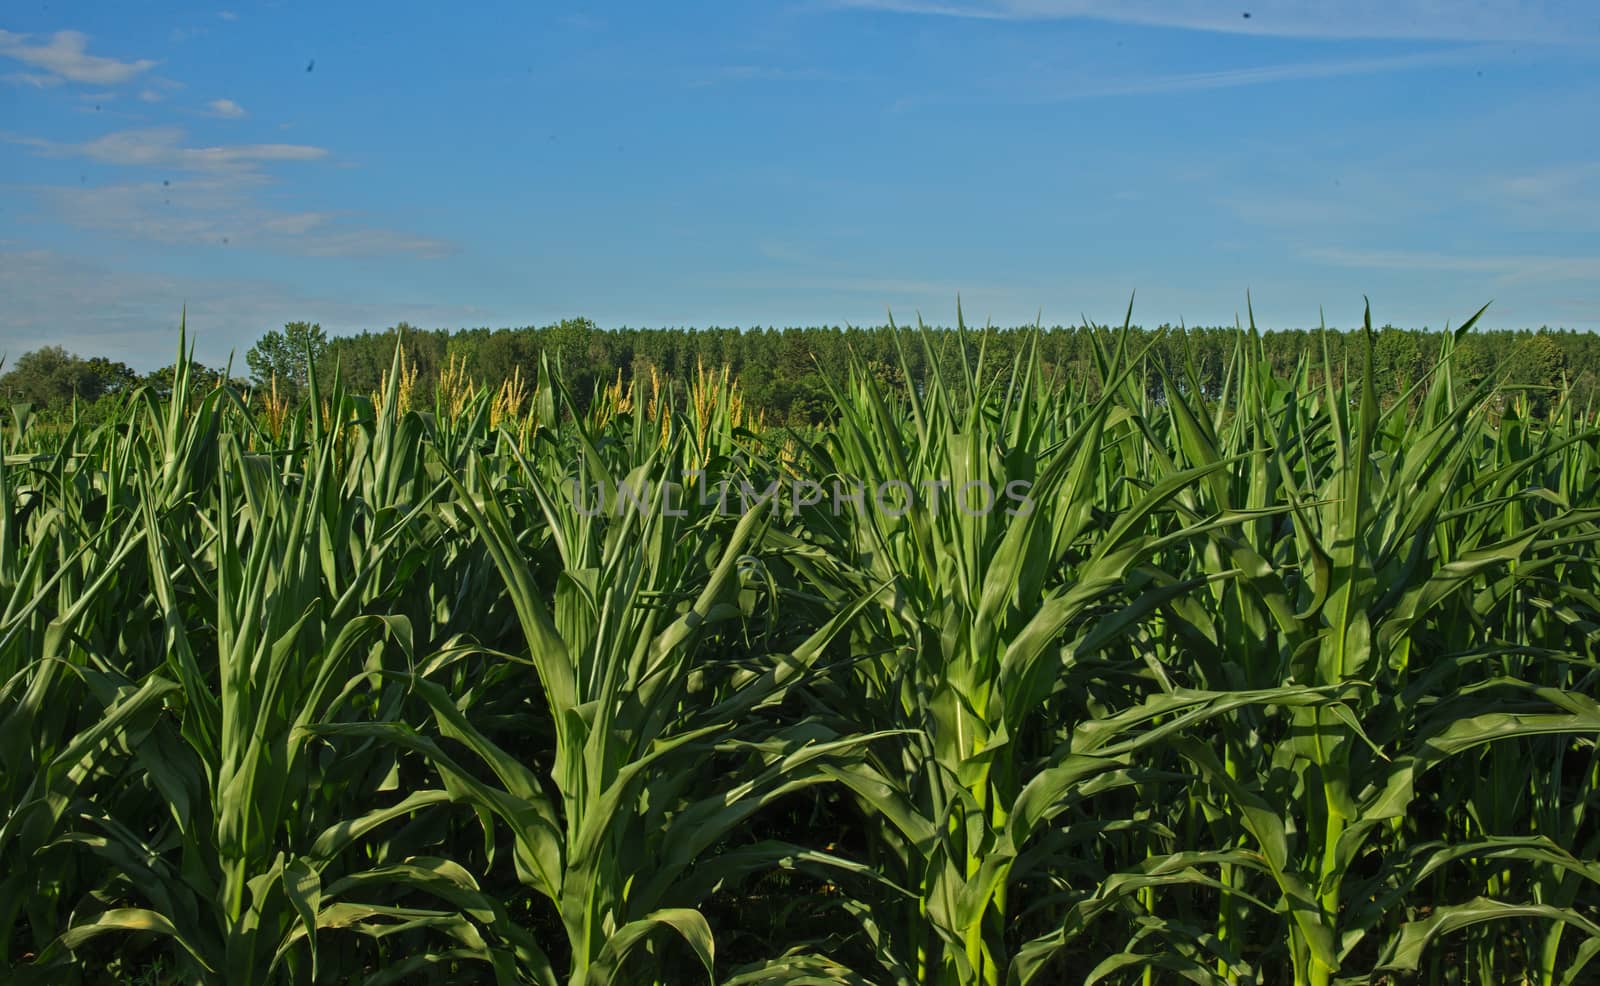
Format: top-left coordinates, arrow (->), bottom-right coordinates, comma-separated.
83,356 -> 140,397
140,361 -> 236,401
1505,331 -> 1568,415
0,346 -> 132,407
246,321 -> 328,392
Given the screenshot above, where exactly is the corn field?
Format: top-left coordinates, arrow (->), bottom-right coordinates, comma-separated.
4,309 -> 1599,986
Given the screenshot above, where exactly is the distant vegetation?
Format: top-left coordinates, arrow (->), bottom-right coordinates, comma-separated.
4,315 -> 1597,424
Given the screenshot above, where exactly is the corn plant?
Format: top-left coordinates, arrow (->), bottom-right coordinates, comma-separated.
3,312 -> 1597,985
363,360 -> 890,985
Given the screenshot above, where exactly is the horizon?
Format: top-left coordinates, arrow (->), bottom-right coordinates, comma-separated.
79,312 -> 1586,380
50,310 -> 1599,377
2,1 -> 1597,369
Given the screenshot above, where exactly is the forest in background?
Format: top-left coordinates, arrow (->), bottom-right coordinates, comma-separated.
3,316 -> 1595,424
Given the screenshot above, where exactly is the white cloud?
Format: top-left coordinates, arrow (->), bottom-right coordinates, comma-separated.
11,127 -> 326,173
829,0 -> 1599,43
0,29 -> 158,85
205,98 -> 247,118
218,11 -> 239,21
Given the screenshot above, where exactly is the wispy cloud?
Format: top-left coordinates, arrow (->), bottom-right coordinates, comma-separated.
1492,162 -> 1600,230
828,0 -> 1599,43
0,29 -> 158,85
218,11 -> 239,22
4,71 -> 61,88
1039,45 -> 1500,99
1306,247 -> 1600,285
10,127 -> 325,173
715,262 -> 1032,311
1502,162 -> 1600,200
1222,194 -> 1365,228
7,126 -> 448,259
23,178 -> 454,259
205,98 -> 247,119
558,13 -> 604,31
690,64 -> 849,87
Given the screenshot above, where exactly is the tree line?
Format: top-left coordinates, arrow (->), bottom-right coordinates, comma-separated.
4,317 -> 1595,423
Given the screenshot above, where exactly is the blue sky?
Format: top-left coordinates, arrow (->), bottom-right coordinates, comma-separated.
1,1 -> 1597,369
